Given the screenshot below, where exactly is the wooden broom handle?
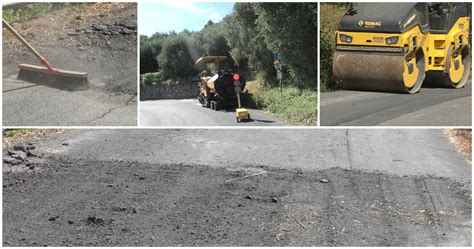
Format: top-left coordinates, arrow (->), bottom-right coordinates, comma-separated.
2,18 -> 55,70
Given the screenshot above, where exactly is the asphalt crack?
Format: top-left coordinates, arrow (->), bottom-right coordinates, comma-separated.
89,95 -> 136,123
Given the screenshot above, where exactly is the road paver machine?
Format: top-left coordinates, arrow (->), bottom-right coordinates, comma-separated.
196,56 -> 250,122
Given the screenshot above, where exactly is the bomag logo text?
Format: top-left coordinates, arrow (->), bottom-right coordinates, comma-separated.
357,20 -> 382,27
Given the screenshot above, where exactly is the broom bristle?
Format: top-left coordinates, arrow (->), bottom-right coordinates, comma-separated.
17,64 -> 89,91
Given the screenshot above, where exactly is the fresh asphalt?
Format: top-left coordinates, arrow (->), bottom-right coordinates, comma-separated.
36,129 -> 470,181
321,82 -> 472,126
140,99 -> 286,126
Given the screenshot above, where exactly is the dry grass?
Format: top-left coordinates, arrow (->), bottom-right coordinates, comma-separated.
3,129 -> 66,151
444,129 -> 472,163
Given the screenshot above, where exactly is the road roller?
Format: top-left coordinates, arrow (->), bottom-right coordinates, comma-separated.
196,56 -> 248,113
333,3 -> 471,93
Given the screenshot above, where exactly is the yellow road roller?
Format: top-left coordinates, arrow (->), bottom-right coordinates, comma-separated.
333,3 -> 471,93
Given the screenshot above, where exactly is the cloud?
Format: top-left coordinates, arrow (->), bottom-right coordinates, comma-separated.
163,2 -> 223,22
141,10 -> 177,18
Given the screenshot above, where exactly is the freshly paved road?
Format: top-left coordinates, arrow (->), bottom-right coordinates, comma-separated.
140,99 -> 286,126
2,77 -> 137,126
3,129 -> 471,246
320,83 -> 472,126
38,129 -> 470,181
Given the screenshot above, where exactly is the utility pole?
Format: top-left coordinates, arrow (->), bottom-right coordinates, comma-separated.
274,52 -> 282,94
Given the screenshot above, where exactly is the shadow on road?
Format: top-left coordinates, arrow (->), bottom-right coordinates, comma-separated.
216,107 -> 276,124
2,84 -> 39,93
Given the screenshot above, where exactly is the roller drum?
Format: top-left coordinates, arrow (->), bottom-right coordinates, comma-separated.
333,50 -> 424,93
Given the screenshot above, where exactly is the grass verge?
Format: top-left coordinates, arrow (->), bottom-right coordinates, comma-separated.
247,81 -> 317,125
3,129 -> 33,138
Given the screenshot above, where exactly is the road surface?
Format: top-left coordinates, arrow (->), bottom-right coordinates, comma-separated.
320,83 -> 472,126
3,77 -> 137,126
140,99 -> 286,126
3,129 -> 471,246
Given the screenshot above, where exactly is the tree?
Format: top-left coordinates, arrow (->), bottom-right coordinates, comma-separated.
221,3 -> 274,79
156,33 -> 201,79
254,3 -> 317,88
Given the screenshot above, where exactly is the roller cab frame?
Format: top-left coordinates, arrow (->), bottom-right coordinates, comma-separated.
333,3 -> 471,93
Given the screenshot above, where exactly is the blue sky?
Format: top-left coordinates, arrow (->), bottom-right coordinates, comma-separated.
140,2 -> 235,36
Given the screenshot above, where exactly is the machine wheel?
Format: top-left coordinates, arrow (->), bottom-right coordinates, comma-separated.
210,101 -> 216,110
214,101 -> 221,111
198,94 -> 206,107
236,117 -> 240,123
446,44 -> 470,88
425,45 -> 471,88
402,48 -> 425,93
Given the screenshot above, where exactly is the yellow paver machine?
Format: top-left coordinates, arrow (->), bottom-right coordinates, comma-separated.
333,3 -> 471,93
196,56 -> 250,122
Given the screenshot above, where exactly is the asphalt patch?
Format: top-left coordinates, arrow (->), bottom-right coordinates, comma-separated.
3,159 -> 471,246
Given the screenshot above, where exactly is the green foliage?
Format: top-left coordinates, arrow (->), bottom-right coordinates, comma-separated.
254,3 -> 317,89
141,72 -> 195,88
141,72 -> 164,86
156,33 -> 201,80
252,87 -> 317,125
3,129 -> 32,137
221,3 -> 274,78
194,22 -> 232,60
140,35 -> 164,74
320,3 -> 351,92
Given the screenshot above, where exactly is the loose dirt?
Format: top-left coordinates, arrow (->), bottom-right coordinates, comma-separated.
445,129 -> 472,163
3,158 -> 471,246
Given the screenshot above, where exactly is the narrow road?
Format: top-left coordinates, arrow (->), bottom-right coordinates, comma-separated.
3,129 -> 471,246
140,99 -> 286,126
320,83 -> 472,126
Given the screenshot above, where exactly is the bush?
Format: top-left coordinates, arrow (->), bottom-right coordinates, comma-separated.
320,3 -> 350,92
252,87 -> 317,125
141,72 -> 196,86
141,72 -> 164,86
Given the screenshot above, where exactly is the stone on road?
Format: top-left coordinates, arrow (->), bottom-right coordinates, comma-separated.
320,83 -> 472,126
3,129 -> 471,246
140,99 -> 286,126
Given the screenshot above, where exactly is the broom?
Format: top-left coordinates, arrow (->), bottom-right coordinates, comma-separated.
2,18 -> 89,91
